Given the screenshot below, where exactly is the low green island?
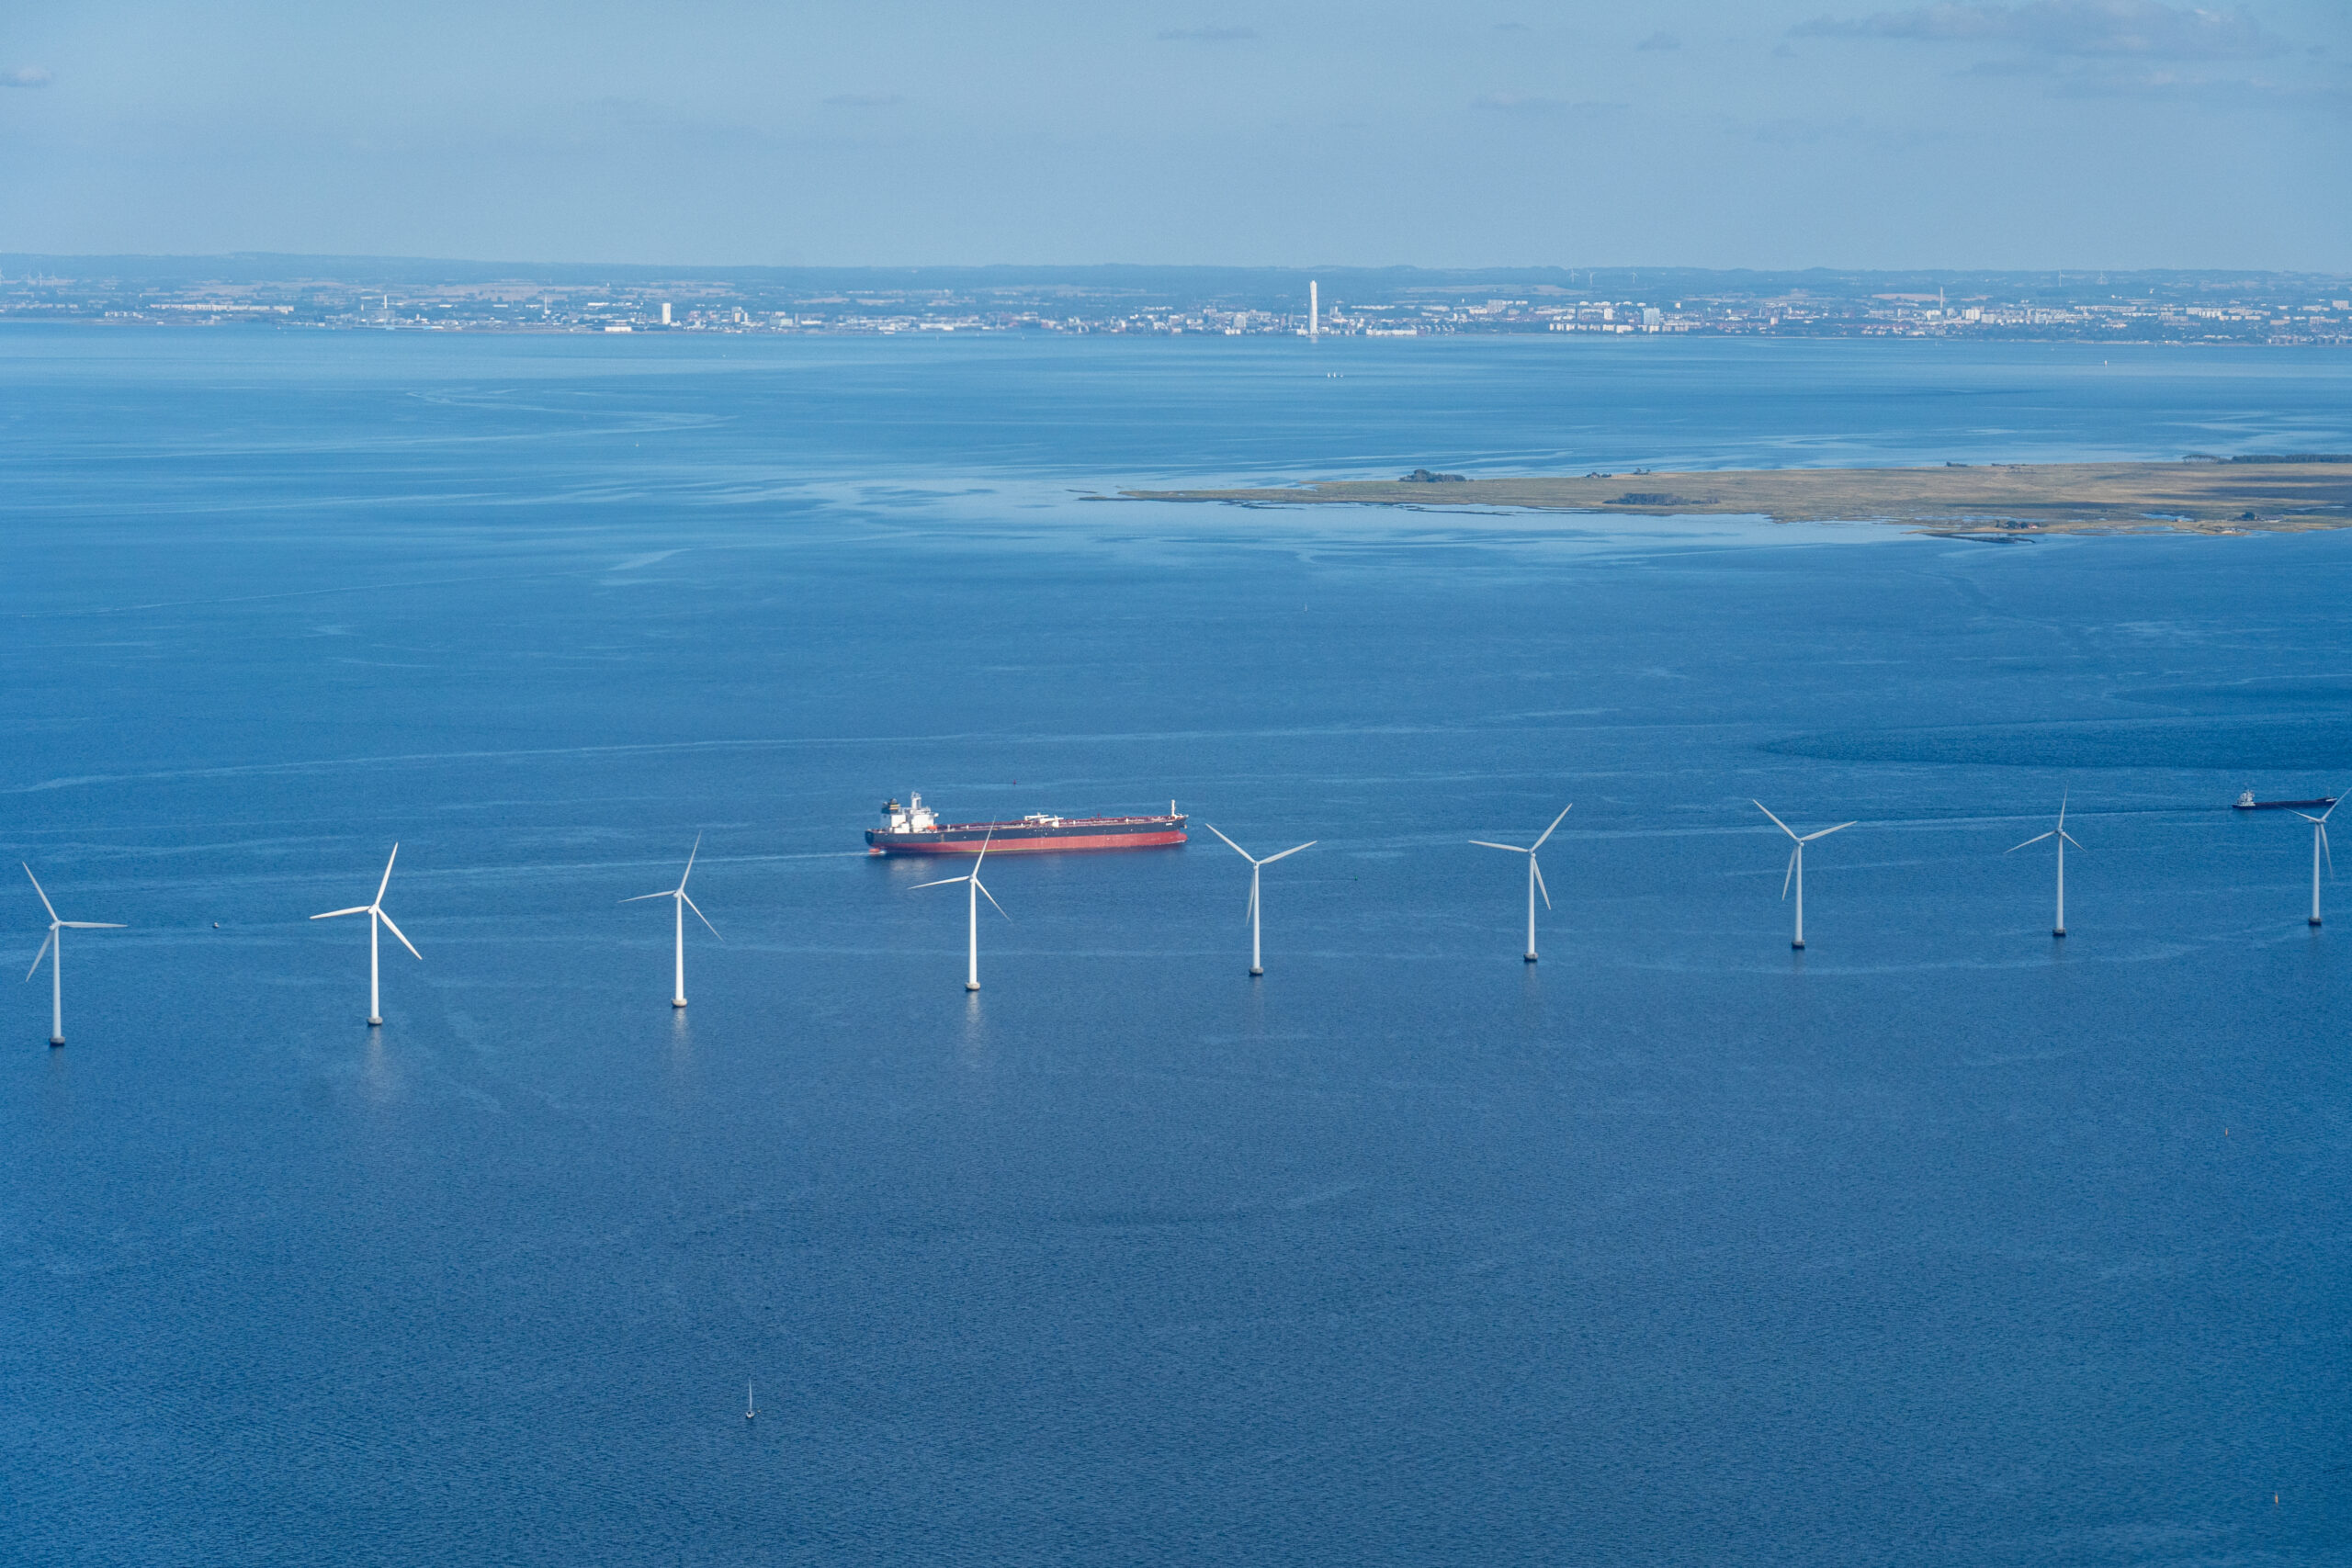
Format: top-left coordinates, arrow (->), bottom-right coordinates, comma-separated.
1117,457 -> 2352,536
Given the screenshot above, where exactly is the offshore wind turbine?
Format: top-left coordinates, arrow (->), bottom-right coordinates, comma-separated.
2007,792 -> 2083,937
623,835 -> 720,1007
1754,802 -> 1854,950
1471,803 -> 1572,963
22,863 -> 123,1047
2291,799 -> 2336,927
311,844 -> 420,1026
1204,825 -> 1315,976
911,832 -> 1006,991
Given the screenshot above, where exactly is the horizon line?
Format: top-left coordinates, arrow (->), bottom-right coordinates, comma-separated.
3,252 -> 2345,282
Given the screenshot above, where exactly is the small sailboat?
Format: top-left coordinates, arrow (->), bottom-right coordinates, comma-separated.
744,1380 -> 756,1423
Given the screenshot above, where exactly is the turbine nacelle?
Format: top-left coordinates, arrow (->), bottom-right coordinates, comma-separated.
2292,798 -> 2337,874
2007,789 -> 2083,857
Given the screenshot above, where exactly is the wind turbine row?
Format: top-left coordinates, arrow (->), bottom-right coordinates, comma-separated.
1468,799 -> 1859,958
899,823 -> 1315,991
1464,794 -> 2119,960
306,838 -> 729,1025
16,792 -> 2335,1037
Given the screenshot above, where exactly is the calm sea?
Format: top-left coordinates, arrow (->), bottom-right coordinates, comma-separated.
3,328 -> 2350,1565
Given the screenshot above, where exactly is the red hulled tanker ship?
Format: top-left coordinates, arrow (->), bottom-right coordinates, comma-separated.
865,794 -> 1188,855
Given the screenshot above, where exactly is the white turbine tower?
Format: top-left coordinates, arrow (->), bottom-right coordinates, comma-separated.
623,835 -> 720,1007
1204,825 -> 1315,976
311,844 -> 421,1026
1754,801 -> 1855,950
22,863 -> 123,1047
911,833 -> 1007,991
2291,799 -> 2336,927
2007,792 -> 2083,937
1471,803 -> 1572,963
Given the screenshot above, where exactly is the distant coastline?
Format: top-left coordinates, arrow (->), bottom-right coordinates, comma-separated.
1118,458 -> 2352,536
1,258 -> 2346,344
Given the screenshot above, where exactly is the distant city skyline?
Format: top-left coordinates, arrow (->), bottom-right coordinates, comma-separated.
0,0 -> 2345,269
3,259 -> 2345,344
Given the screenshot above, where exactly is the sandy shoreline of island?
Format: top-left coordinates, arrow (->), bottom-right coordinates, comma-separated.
1114,458 -> 2352,536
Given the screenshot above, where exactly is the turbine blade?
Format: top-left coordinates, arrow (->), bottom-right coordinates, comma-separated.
20,863 -> 57,923
1781,846 -> 1798,899
2322,798 -> 2341,823
1753,800 -> 1797,840
1245,876 -> 1258,926
2007,831 -> 2054,853
311,907 -> 371,919
681,892 -> 721,940
1468,840 -> 1530,853
1531,802 -> 1573,852
619,891 -> 673,903
2059,830 -> 2084,852
2293,811 -> 2322,825
678,832 -> 701,892
1203,823 -> 1254,862
1532,856 -> 1552,910
2056,789 -> 2067,831
375,843 -> 400,906
910,874 -> 970,891
25,931 -> 52,982
1259,840 -> 1317,864
376,909 -> 423,961
974,877 -> 1010,920
974,830 -> 992,870
60,922 -> 124,930
2324,825 -> 2335,880
1801,821 -> 1857,842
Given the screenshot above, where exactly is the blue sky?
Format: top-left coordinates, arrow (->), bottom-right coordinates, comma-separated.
1,1 -> 2344,267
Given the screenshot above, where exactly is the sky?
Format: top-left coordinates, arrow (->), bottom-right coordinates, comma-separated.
0,1 -> 2345,270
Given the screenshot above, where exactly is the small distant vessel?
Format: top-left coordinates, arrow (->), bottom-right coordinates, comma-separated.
745,1381 -> 756,1423
866,794 -> 1188,855
2235,791 -> 2336,811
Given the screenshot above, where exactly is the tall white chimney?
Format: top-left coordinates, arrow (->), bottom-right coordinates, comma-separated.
1309,280 -> 1319,338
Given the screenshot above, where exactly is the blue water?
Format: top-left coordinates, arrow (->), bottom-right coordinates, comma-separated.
5,329 -> 2351,1565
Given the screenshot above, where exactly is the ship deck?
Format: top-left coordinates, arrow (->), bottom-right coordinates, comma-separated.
933,815 -> 1181,831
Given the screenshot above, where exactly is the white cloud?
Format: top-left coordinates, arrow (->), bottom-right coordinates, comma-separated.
1792,1 -> 2287,60
1155,26 -> 1257,41
1471,93 -> 1625,118
2,66 -> 53,87
2052,62 -> 2352,110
